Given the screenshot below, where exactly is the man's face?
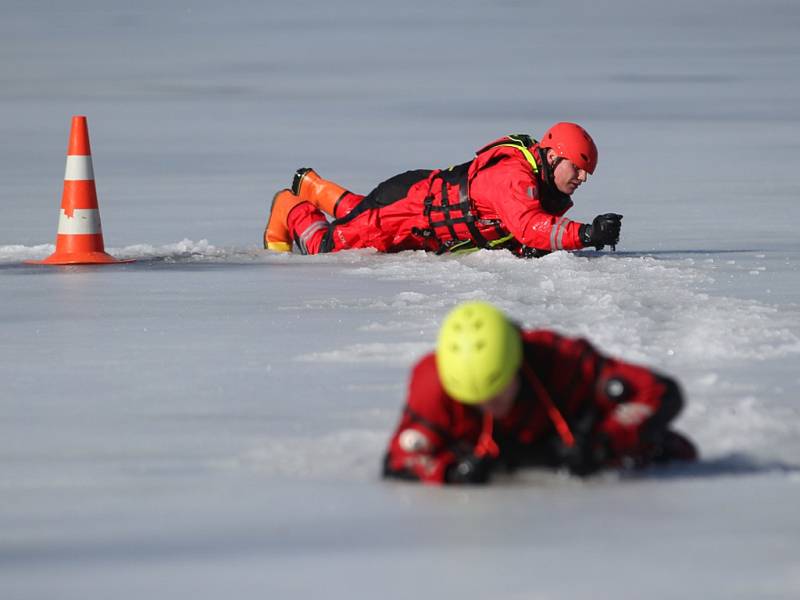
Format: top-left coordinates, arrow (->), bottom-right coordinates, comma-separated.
549,151 -> 589,195
481,375 -> 520,419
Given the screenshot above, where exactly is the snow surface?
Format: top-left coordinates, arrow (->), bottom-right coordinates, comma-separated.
2,1 -> 800,598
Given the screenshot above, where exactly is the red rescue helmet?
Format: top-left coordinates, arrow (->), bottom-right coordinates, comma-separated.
540,122 -> 598,174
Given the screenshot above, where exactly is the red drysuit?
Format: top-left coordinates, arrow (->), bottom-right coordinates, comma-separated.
287,135 -> 588,256
383,330 -> 694,484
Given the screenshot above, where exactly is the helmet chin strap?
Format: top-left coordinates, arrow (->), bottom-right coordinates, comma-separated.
538,147 -> 572,202
537,147 -> 562,190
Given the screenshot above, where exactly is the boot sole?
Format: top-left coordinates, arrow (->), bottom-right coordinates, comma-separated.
264,189 -> 293,251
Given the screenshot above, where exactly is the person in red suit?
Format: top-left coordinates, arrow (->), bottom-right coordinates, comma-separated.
382,302 -> 697,484
264,123 -> 622,257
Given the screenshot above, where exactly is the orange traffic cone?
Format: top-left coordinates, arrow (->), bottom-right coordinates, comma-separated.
27,115 -> 133,265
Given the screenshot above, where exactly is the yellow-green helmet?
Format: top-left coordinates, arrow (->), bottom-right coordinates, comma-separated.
435,301 -> 523,404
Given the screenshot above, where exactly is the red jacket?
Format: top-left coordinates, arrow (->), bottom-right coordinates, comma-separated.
318,140 -> 587,255
468,142 -> 584,252
383,330 -> 684,484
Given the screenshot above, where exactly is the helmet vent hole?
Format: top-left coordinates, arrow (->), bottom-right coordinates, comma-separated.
580,153 -> 588,162
475,341 -> 485,351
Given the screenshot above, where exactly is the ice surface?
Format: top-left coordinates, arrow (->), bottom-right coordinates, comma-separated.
2,1 -> 800,598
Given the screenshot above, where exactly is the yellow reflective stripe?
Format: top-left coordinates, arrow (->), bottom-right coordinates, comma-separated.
493,142 -> 539,174
446,233 -> 515,254
487,233 -> 514,248
450,246 -> 480,255
448,240 -> 477,254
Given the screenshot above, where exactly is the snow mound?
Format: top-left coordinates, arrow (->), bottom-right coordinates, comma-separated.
0,239 -> 263,264
338,250 -> 800,367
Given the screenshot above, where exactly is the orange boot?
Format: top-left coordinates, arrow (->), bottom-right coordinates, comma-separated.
292,168 -> 349,217
263,189 -> 306,251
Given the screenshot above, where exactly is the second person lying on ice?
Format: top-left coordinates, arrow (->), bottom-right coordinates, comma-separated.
263,122 -> 623,258
383,301 -> 698,484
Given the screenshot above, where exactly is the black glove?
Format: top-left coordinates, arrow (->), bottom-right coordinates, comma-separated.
445,453 -> 495,484
579,213 -> 623,250
556,435 -> 611,477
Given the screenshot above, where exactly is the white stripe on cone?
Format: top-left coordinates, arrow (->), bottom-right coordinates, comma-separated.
64,155 -> 95,181
57,208 -> 103,235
